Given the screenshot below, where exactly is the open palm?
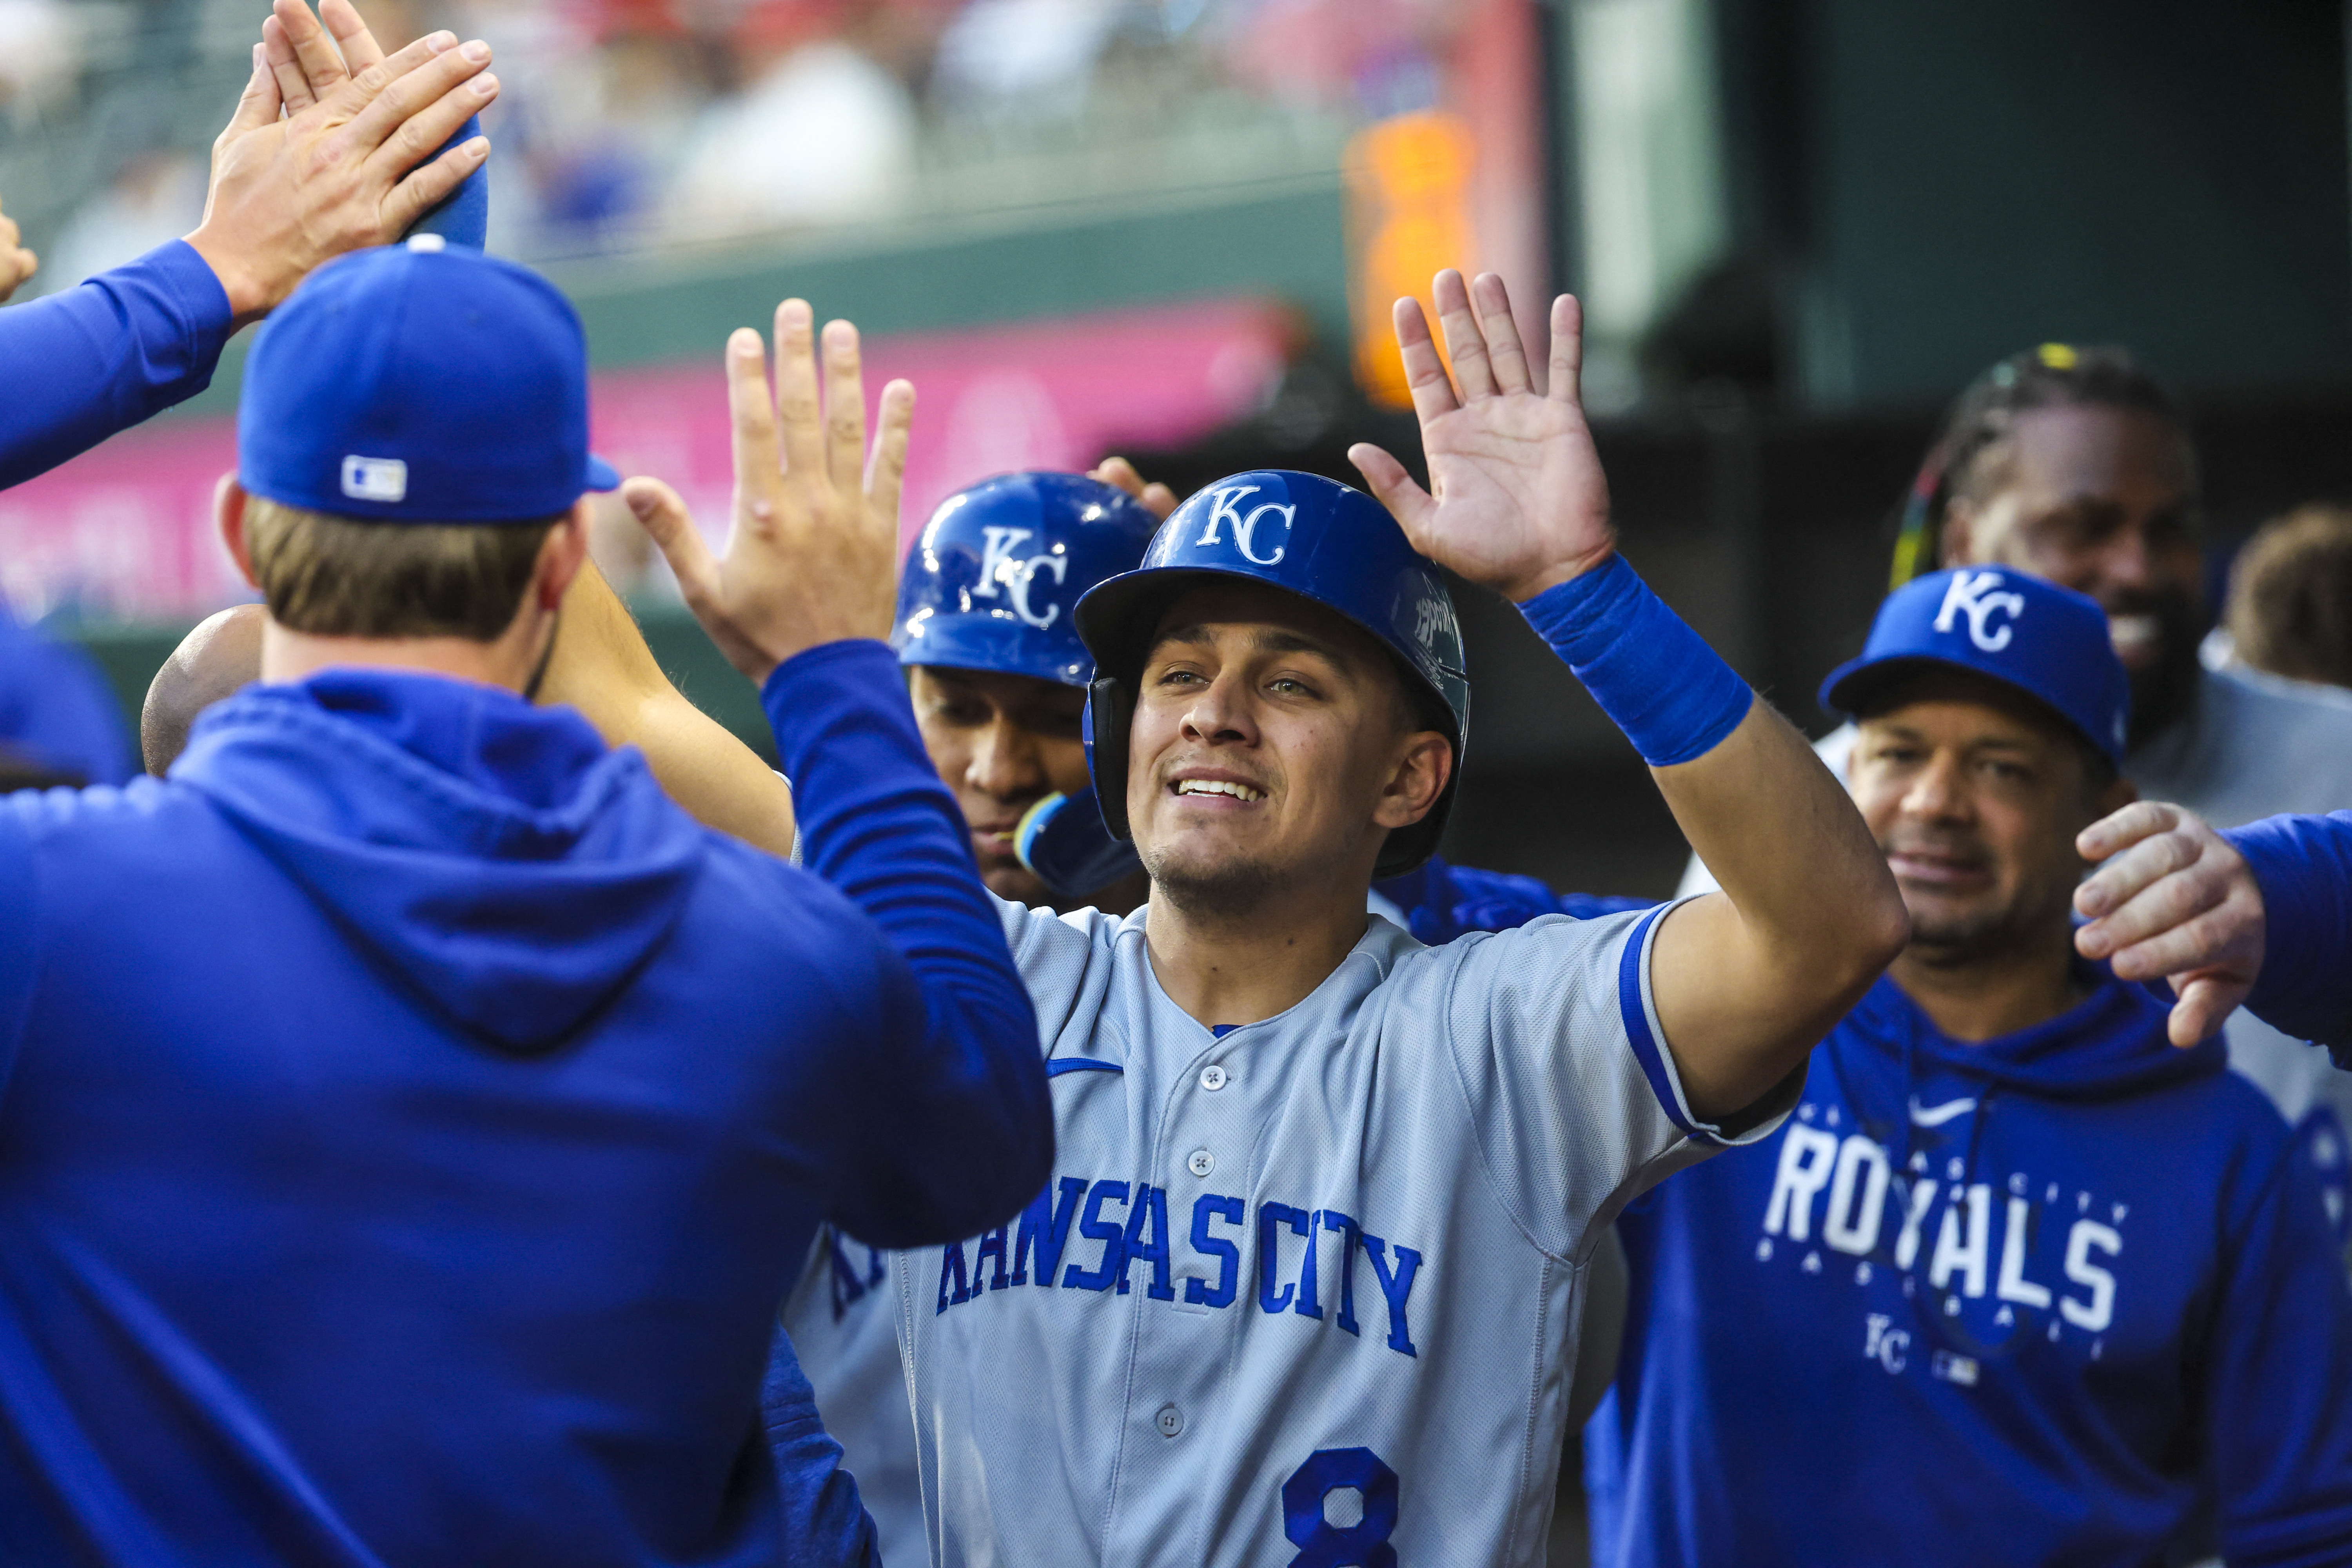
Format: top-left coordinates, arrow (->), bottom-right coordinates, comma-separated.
1349,271 -> 1614,602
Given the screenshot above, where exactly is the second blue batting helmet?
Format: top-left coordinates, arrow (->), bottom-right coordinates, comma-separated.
893,471 -> 1163,688
1071,469 -> 1470,877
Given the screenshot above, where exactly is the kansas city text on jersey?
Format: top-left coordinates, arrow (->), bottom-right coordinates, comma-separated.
935,1173 -> 1428,1357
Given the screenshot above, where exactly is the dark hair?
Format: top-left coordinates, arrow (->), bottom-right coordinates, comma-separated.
1889,344 -> 2195,588
2225,504 -> 2352,691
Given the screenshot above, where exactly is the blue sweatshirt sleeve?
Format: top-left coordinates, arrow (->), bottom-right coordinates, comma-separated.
2223,812 -> 2352,1061
762,639 -> 1051,1248
2209,1135 -> 2352,1566
762,1327 -> 882,1568
0,240 -> 235,492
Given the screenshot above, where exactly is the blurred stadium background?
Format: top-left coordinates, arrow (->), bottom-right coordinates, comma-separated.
4,0 -> 2350,913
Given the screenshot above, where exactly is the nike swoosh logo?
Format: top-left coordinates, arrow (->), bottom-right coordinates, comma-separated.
1909,1096 -> 1977,1127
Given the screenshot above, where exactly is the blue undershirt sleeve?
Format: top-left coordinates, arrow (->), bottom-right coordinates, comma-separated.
2207,1138 -> 2352,1567
0,240 -> 235,492
2223,812 -> 2352,1062
762,639 -> 1051,1248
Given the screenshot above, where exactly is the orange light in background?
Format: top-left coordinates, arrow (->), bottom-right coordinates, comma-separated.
1344,110 -> 1478,410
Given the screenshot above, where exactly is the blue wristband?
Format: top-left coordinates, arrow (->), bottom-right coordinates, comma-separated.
1517,554 -> 1752,766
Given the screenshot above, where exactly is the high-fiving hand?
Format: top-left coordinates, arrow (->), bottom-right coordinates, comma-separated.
2074,800 -> 2268,1046
183,0 -> 495,325
623,302 -> 915,685
1347,270 -> 1615,602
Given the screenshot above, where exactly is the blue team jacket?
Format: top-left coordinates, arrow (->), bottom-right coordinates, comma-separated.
0,647 -> 1049,1566
1588,969 -> 2352,1568
2230,810 -> 2352,1060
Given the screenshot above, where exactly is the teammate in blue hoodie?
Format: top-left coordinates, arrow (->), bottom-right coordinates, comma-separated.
0,243 -> 1051,1566
1586,567 -> 2352,1568
0,0 -> 491,492
2075,801 -> 2352,1062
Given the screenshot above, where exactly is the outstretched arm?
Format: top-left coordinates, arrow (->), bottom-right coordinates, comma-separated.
624,303 -> 1051,1244
2076,801 -> 2352,1054
537,561 -> 798,860
0,2 -> 496,492
1349,270 -> 1906,1124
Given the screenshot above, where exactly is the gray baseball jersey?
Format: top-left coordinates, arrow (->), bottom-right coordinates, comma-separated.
885,896 -> 1794,1567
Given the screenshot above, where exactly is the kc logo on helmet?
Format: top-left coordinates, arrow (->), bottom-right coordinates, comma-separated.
1933,570 -> 2026,653
1194,485 -> 1296,566
973,526 -> 1071,630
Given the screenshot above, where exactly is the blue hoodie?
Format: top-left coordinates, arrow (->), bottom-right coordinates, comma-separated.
1586,968 -> 2352,1568
0,643 -> 1049,1566
0,606 -> 134,786
2229,810 -> 2352,1060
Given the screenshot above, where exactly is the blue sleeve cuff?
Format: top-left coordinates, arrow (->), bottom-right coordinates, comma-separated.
2226,811 -> 2352,1056
1517,555 -> 1753,768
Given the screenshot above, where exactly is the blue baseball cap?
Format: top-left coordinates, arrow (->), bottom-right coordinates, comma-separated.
238,239 -> 618,524
1820,566 -> 2130,765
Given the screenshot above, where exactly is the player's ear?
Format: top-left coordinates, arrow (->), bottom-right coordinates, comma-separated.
1374,730 -> 1452,830
214,474 -> 260,590
534,497 -> 594,614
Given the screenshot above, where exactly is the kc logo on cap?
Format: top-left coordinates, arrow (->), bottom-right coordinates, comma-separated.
1818,565 -> 2131,767
1932,569 -> 2027,652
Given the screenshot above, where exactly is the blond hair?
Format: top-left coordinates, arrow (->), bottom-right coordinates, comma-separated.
243,496 -> 556,641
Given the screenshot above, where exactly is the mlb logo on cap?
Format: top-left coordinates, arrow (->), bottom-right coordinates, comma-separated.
1820,566 -> 2131,765
238,239 -> 619,525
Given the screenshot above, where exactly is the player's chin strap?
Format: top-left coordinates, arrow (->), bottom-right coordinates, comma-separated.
1016,788 -> 1144,904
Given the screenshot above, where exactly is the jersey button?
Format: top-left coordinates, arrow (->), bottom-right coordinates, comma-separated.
1155,1403 -> 1185,1438
1187,1149 -> 1215,1178
1199,1065 -> 1228,1092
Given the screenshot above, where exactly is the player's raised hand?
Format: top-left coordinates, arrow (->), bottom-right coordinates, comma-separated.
0,192 -> 36,303
1348,270 -> 1614,602
183,0 -> 496,325
623,302 -> 915,685
2074,800 -> 2267,1046
260,0 -> 396,110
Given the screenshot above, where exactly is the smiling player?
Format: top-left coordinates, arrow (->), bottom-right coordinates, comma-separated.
1589,568 -> 2352,1568
641,267 -> 1910,1565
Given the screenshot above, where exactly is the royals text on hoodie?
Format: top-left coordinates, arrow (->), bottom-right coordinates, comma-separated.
1587,969 -> 2352,1568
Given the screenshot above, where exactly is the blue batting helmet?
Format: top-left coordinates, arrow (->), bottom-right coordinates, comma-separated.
1071,469 -> 1470,877
892,472 -> 1164,688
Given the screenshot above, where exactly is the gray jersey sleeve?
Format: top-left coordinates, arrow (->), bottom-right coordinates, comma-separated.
993,894 -> 1123,1063
1402,901 -> 1801,1262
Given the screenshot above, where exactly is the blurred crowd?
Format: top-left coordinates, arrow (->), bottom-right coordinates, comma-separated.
0,0 -> 1486,283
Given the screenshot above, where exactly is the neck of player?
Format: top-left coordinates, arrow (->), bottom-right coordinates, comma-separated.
1142,876 -> 1376,1031
1888,911 -> 2086,1043
258,611 -> 560,697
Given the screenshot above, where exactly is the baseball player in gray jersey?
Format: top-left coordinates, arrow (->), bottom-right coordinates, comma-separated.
649,269 -> 1910,1566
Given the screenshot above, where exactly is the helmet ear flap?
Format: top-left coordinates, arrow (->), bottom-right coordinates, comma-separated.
1084,677 -> 1135,842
